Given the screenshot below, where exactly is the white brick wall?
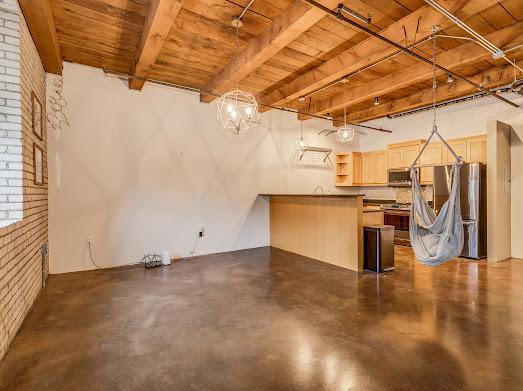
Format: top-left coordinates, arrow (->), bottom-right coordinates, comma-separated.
0,0 -> 21,223
0,0 -> 48,361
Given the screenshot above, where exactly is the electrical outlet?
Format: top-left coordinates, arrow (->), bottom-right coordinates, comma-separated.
199,228 -> 204,237
86,236 -> 94,245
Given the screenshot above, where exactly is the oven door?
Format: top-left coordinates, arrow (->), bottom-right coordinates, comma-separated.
384,210 -> 411,246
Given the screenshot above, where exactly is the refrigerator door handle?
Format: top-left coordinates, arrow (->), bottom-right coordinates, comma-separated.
462,220 -> 475,225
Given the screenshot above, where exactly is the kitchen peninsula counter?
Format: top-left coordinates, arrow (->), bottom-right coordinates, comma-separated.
260,194 -> 364,271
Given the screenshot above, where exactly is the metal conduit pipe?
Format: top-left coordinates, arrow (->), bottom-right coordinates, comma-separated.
302,0 -> 519,108
301,34 -> 521,101
237,0 -> 256,21
424,0 -> 523,74
102,68 -> 393,133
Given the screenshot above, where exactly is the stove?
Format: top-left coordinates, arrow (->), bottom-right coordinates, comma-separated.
381,204 -> 411,246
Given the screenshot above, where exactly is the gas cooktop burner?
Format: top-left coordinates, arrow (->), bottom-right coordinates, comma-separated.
380,203 -> 411,210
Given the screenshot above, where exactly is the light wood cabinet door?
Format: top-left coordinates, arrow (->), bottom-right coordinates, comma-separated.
352,153 -> 363,185
467,136 -> 487,163
362,152 -> 376,184
420,143 -> 442,183
443,139 -> 467,163
388,148 -> 403,169
403,145 -> 421,168
374,150 -> 388,184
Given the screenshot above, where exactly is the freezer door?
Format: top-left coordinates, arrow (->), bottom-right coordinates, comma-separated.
433,163 -> 481,220
461,220 -> 487,259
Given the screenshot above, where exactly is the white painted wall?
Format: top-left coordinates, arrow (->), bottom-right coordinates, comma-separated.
48,62 -> 523,273
48,62 -> 358,273
359,94 -> 523,258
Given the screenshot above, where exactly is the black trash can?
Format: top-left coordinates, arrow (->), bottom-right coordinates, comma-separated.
364,225 -> 395,272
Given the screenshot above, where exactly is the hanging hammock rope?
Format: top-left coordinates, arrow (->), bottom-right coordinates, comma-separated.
409,29 -> 464,266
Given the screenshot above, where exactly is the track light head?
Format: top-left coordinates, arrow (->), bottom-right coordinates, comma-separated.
446,74 -> 454,83
374,97 -> 380,106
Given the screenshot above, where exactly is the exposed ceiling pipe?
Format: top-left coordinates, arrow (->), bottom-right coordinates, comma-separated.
102,68 -> 392,133
387,86 -> 517,118
302,0 -> 519,108
424,0 -> 523,74
337,3 -> 371,24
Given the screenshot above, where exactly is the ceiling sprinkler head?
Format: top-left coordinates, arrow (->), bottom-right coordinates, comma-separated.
492,50 -> 504,60
231,17 -> 243,28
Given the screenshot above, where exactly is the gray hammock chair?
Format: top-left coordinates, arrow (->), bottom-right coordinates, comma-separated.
409,126 -> 464,266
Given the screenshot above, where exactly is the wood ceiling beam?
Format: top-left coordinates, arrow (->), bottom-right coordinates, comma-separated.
18,0 -> 62,75
260,0 -> 498,111
313,22 -> 523,115
129,0 -> 183,90
337,63 -> 517,124
199,0 -> 340,103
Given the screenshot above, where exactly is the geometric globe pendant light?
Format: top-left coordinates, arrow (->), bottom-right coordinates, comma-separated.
336,78 -> 355,143
217,89 -> 260,134
217,18 -> 259,134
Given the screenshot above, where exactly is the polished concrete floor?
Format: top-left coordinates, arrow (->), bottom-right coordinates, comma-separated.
1,246 -> 522,390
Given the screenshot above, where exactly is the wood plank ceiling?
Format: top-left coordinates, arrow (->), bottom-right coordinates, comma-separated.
28,0 -> 523,124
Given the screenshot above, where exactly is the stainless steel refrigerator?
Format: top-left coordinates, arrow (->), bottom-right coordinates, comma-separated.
432,162 -> 487,259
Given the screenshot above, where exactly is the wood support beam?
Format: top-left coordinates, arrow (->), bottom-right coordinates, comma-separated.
338,64 -> 517,124
18,0 -> 62,75
260,0 -> 497,110
129,0 -> 183,91
199,0 -> 339,103
314,22 -> 523,115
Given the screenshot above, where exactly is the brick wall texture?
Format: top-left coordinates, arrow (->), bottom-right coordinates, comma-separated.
0,1 -> 48,361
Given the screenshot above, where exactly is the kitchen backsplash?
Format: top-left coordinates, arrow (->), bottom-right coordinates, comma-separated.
396,186 -> 433,204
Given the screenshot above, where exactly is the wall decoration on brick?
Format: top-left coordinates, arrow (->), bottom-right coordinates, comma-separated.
33,143 -> 43,185
32,91 -> 43,140
46,74 -> 69,133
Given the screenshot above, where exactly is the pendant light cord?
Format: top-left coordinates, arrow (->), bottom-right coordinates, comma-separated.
343,79 -> 348,126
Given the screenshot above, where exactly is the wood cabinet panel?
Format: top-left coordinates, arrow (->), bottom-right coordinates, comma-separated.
403,145 -> 421,168
420,143 -> 442,183
363,211 -> 384,226
388,148 -> 403,169
362,152 -> 375,184
374,150 -> 388,185
443,139 -> 468,163
335,152 -> 362,186
467,136 -> 487,163
353,153 -> 362,185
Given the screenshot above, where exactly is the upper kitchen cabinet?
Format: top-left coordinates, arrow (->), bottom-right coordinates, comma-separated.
441,135 -> 487,163
387,140 -> 426,169
335,152 -> 362,186
442,138 -> 468,163
361,150 -> 388,186
374,150 -> 388,185
420,143 -> 442,184
467,135 -> 487,163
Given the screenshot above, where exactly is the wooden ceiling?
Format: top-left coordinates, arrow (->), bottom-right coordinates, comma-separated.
20,0 -> 522,124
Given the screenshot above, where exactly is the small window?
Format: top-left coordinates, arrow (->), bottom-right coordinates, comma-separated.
0,5 -> 22,228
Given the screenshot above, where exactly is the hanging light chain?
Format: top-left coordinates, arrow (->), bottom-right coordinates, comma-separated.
432,28 -> 437,131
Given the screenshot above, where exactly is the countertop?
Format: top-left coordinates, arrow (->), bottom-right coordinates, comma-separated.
259,193 -> 364,198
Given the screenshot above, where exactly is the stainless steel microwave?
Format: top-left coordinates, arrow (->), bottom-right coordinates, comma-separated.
387,168 -> 418,187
